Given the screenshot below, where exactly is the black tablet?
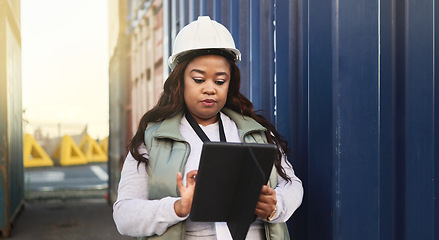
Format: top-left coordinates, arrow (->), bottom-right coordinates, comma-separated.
189,142 -> 276,239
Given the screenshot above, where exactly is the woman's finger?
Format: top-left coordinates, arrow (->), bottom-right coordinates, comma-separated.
186,170 -> 198,186
176,172 -> 184,190
254,185 -> 277,219
260,185 -> 275,195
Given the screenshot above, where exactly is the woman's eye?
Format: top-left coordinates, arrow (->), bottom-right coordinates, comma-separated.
215,80 -> 225,85
193,78 -> 204,84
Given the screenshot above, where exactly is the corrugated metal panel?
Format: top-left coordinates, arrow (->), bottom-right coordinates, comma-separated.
305,0 -> 439,239
404,0 -> 435,238
273,1 -> 306,238
379,1 -> 397,239
108,0 -> 129,203
334,0 -> 380,238
435,1 -> 439,238
0,0 -> 24,236
306,0 -> 332,238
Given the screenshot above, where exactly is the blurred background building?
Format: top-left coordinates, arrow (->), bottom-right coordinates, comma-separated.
108,0 -> 165,202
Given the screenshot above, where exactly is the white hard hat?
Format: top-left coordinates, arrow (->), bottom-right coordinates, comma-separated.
168,16 -> 241,70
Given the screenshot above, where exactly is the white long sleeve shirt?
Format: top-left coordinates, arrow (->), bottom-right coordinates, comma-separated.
113,112 -> 303,239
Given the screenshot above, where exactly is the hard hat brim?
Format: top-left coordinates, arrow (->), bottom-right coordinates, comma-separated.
168,48 -> 241,70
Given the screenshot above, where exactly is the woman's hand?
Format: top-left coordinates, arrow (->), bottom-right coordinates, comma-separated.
174,170 -> 197,217
255,185 -> 277,221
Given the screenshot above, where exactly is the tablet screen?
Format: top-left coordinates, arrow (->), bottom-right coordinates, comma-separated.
189,142 -> 276,222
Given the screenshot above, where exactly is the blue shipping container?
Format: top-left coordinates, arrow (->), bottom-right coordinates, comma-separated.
163,0 -> 439,239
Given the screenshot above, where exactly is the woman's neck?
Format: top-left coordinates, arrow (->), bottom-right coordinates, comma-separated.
193,114 -> 218,126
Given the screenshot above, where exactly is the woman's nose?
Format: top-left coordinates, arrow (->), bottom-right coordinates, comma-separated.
202,82 -> 216,94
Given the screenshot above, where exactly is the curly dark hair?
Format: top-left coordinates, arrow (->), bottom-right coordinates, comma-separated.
128,57 -> 291,182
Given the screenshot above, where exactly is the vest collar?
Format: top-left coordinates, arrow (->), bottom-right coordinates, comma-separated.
154,111 -> 186,141
221,108 -> 266,133
153,108 -> 266,141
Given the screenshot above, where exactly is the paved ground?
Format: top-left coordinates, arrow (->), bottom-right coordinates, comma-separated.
24,163 -> 108,192
9,198 -> 135,240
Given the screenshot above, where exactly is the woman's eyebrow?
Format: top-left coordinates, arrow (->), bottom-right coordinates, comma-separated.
190,69 -> 229,77
215,72 -> 229,77
190,69 -> 205,74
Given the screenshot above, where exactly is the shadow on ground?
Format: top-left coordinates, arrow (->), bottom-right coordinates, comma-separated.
9,197 -> 134,240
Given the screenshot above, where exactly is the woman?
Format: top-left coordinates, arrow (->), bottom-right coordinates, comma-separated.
113,16 -> 303,240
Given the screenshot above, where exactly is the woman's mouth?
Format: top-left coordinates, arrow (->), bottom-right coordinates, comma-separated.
201,99 -> 215,107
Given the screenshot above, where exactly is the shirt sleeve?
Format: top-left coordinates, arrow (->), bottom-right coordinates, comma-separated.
268,155 -> 304,223
113,148 -> 188,237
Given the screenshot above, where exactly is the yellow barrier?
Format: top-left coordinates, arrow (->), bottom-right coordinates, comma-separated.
23,134 -> 54,168
79,134 -> 108,163
99,136 -> 108,155
52,135 -> 88,166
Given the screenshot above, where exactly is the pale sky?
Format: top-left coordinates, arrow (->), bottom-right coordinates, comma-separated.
21,0 -> 109,140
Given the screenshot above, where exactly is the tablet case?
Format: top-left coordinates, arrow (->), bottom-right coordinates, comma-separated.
189,142 -> 276,240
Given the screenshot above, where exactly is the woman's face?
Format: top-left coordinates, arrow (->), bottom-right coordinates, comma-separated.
183,54 -> 231,126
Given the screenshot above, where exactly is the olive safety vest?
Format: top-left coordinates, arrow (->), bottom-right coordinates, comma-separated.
140,108 -> 290,240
